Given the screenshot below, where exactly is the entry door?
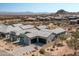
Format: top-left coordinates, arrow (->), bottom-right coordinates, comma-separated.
19,37 -> 25,45
1,33 -> 6,37
39,38 -> 46,44
31,38 -> 37,43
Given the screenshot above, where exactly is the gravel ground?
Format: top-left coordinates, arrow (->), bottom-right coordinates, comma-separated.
0,50 -> 13,56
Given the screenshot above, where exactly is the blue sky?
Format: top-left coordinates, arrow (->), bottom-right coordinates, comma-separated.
0,3 -> 79,12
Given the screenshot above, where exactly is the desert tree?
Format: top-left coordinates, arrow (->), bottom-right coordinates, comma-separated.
66,30 -> 79,55
59,34 -> 67,44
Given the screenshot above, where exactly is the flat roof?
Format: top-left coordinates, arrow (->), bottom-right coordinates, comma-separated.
25,28 -> 55,39
51,28 -> 66,35
5,25 -> 15,33
0,24 -> 23,34
0,24 -> 7,33
0,24 -> 66,39
13,30 -> 26,36
20,25 -> 34,30
38,30 -> 55,38
37,25 -> 47,29
12,23 -> 23,27
54,17 -> 62,19
70,19 -> 79,22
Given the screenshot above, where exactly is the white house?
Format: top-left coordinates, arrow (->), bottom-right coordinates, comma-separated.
18,27 -> 66,45
0,24 -> 66,46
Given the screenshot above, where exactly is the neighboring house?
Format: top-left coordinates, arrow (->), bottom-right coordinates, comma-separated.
67,16 -> 78,20
54,17 -> 63,21
12,23 -> 23,27
20,25 -> 34,30
37,25 -> 48,29
70,19 -> 79,25
51,28 -> 66,35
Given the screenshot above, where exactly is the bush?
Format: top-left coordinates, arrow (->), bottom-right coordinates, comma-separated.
39,49 -> 45,54
56,43 -> 64,47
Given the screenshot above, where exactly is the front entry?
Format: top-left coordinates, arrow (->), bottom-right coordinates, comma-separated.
31,38 -> 37,44
0,33 -> 6,38
39,38 -> 46,44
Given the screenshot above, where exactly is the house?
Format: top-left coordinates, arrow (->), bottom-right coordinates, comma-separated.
20,25 -> 34,30
37,25 -> 48,29
12,23 -> 23,27
9,27 -> 26,42
70,19 -> 79,25
0,24 -> 23,41
9,31 -> 17,42
68,16 -> 78,20
18,29 -> 55,45
18,28 -> 38,45
0,24 -> 7,38
51,28 -> 66,35
18,28 -> 66,45
0,23 -> 66,46
54,17 -> 63,21
70,20 -> 77,25
0,24 -> 14,38
8,28 -> 37,43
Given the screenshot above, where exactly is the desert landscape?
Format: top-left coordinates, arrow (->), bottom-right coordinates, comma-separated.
0,3 -> 79,56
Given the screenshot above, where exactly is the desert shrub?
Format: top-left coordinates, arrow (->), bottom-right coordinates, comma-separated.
56,43 -> 64,47
39,49 -> 45,54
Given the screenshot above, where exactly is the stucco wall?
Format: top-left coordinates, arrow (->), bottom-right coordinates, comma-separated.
47,34 -> 55,43
19,34 -> 31,45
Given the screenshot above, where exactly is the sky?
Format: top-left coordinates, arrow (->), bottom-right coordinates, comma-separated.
0,3 -> 79,12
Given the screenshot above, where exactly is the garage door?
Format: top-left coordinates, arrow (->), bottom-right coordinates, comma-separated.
77,20 -> 79,24
39,38 -> 46,44
1,33 -> 6,37
31,38 -> 37,44
19,37 -> 25,44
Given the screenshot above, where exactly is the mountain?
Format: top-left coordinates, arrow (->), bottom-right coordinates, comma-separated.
0,12 -> 50,15
56,9 -> 68,14
0,12 -> 35,15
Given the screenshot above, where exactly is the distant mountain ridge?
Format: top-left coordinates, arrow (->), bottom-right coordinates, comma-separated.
0,12 -> 35,15
56,9 -> 68,14
0,9 -> 79,15
0,12 -> 50,15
